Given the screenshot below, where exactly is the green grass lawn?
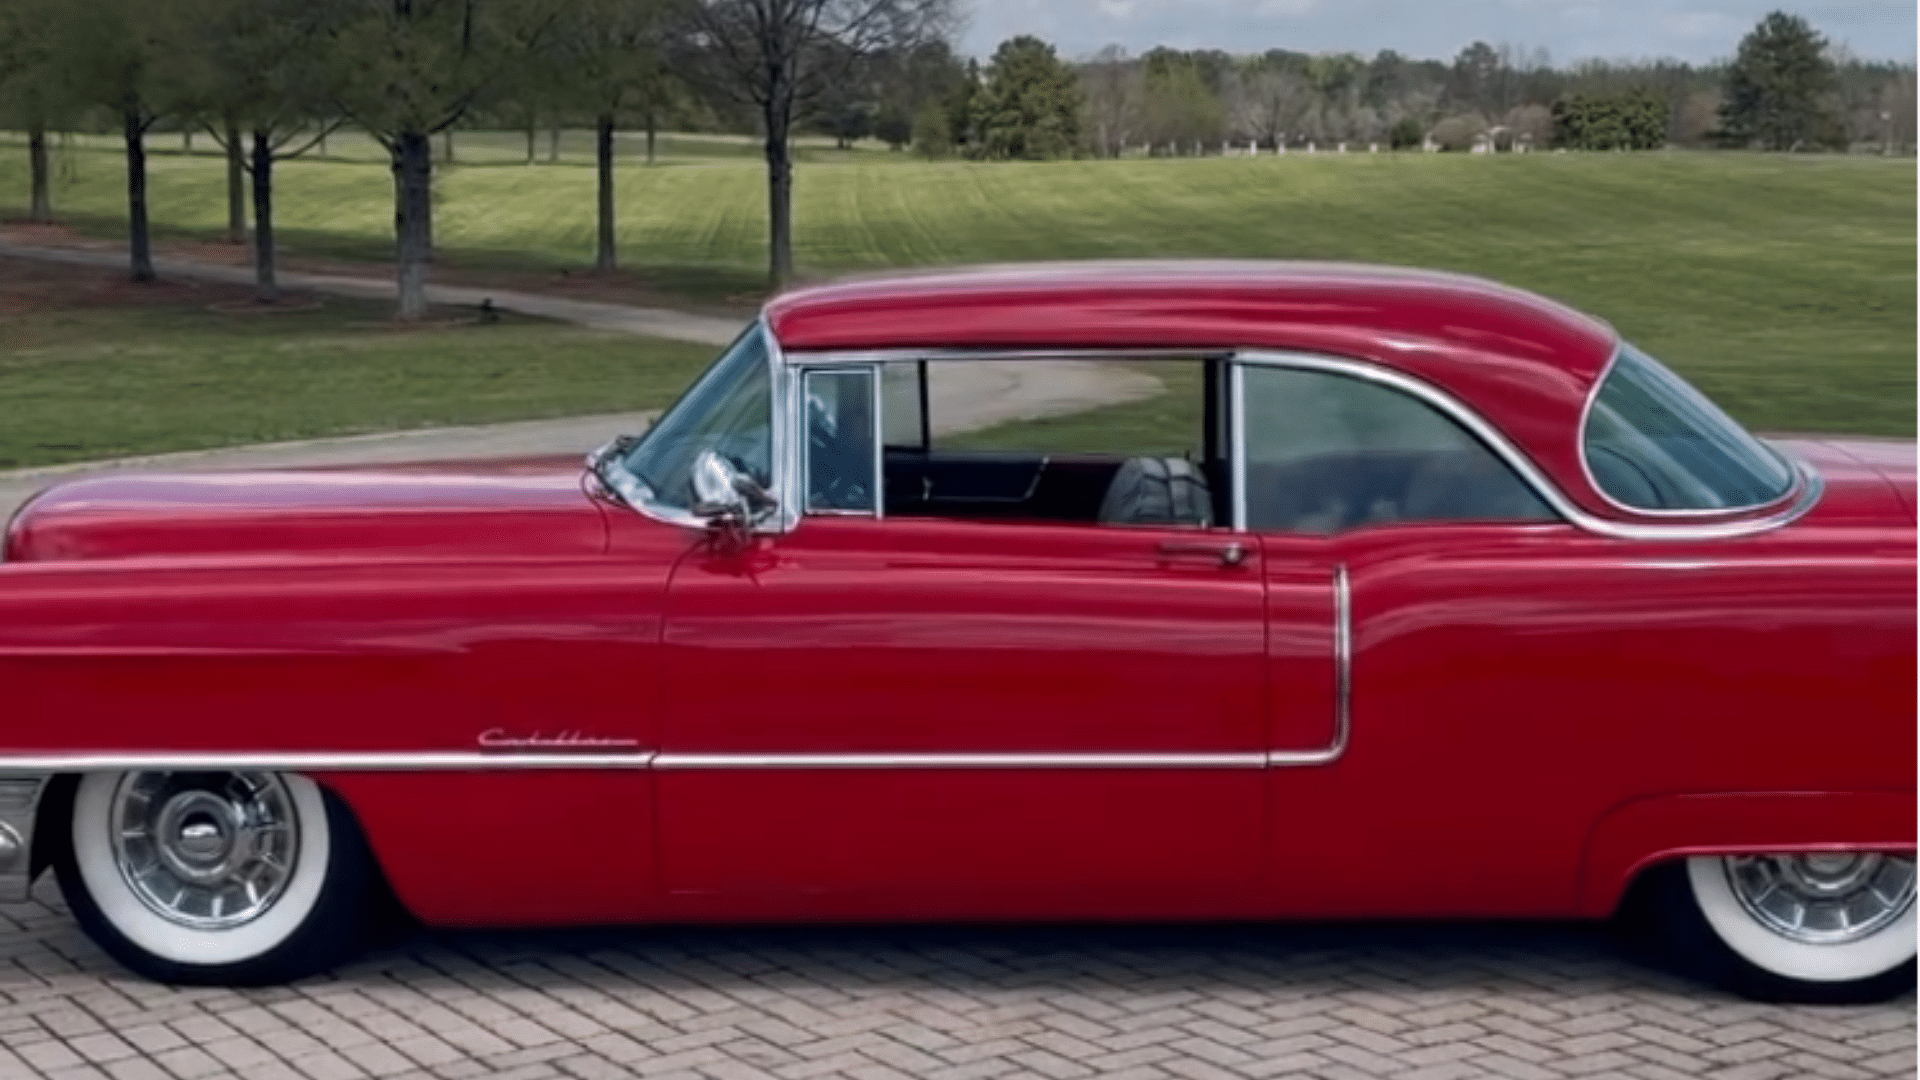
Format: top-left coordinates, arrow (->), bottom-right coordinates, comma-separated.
0,297 -> 718,469
0,140 -> 1912,435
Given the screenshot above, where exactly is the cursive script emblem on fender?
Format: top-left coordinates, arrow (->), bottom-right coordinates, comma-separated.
478,728 -> 643,753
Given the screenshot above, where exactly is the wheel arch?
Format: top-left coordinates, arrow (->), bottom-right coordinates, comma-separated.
1579,790 -> 1916,918
27,772 -> 401,911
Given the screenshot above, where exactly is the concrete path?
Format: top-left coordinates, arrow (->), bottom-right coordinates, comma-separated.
3,881 -> 1913,1080
0,243 -> 1164,518
0,241 -> 746,346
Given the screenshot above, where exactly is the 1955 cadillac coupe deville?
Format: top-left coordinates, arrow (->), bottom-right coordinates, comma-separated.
0,262 -> 1911,1000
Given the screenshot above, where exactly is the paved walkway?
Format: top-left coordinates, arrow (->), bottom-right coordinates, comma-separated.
0,242 -> 745,346
1,880 -> 1912,1080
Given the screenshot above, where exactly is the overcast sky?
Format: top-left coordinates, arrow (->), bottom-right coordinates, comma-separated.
956,0 -> 1918,65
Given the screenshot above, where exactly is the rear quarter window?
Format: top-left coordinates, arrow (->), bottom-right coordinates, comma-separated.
1582,345 -> 1795,512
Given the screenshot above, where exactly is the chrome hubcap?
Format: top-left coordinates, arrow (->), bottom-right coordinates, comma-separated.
110,772 -> 299,930
1726,852 -> 1917,944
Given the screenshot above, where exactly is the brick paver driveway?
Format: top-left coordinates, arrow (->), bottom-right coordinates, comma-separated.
2,881 -> 1913,1080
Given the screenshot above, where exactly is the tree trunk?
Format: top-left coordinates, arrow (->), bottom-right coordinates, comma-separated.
225,123 -> 246,243
645,107 -> 656,165
124,109 -> 154,283
251,130 -> 278,303
525,121 -> 536,164
392,130 -> 434,320
595,112 -> 617,272
27,121 -> 51,221
183,128 -> 193,153
763,96 -> 794,286
442,128 -> 454,164
548,124 -> 560,164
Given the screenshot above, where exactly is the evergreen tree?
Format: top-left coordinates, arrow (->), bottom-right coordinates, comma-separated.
1718,11 -> 1836,150
973,36 -> 1081,160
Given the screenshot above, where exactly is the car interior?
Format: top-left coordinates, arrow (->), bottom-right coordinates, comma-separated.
855,356 -> 1554,534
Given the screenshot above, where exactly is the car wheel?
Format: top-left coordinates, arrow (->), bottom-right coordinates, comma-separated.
57,771 -> 376,985
1648,853 -> 1917,1003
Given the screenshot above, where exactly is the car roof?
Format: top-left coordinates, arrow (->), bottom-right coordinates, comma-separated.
763,260 -> 1624,515
765,260 -> 1615,370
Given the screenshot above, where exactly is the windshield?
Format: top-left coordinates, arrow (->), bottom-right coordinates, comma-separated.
1582,344 -> 1795,512
619,326 -> 773,514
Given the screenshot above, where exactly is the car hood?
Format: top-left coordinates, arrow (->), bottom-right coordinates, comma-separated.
1775,438 -> 1916,526
4,457 -> 612,562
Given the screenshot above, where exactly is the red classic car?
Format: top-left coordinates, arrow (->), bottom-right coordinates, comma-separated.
0,262 -> 1911,1001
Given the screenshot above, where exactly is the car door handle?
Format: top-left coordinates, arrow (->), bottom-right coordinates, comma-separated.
1156,540 -> 1248,567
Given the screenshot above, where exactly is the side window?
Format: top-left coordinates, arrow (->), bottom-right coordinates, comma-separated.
875,357 -> 1215,528
622,328 -> 771,514
1583,344 -> 1793,511
1240,365 -> 1554,534
805,369 -> 877,514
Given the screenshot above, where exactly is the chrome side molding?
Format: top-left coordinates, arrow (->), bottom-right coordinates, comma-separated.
0,568 -> 1358,797
1268,564 -> 1351,768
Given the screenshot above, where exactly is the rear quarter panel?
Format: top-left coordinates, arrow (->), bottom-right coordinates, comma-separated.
1263,521 -> 1914,919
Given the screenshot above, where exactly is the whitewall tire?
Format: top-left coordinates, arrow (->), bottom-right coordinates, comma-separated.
1646,854 -> 1917,1003
56,771 -> 377,984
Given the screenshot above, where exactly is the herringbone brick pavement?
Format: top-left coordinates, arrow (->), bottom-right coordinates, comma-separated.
1,880 -> 1912,1080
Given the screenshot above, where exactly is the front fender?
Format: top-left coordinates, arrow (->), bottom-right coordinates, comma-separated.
1577,790 -> 1916,917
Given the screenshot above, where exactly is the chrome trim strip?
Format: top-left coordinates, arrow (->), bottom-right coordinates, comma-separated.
0,752 -> 657,772
1233,350 -> 1823,541
1267,564 -> 1351,768
1231,360 -> 1249,532
1574,345 -> 1804,519
872,361 -> 887,520
798,366 -> 883,520
766,322 -> 803,535
775,347 -> 1233,366
652,752 -> 1269,769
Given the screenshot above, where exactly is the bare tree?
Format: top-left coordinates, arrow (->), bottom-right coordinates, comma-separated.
1229,68 -> 1310,147
1080,44 -> 1140,157
683,0 -> 955,286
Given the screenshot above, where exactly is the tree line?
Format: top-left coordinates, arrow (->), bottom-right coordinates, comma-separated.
935,12 -> 1914,161
0,0 -> 955,315
0,3 -> 1909,317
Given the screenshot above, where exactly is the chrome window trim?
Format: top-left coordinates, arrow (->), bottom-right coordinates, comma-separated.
774,347 -> 1229,366
1231,361 -> 1249,532
1232,350 -> 1823,542
766,324 -> 803,534
1575,345 -> 1803,518
1267,564 -> 1350,768
798,365 -> 883,520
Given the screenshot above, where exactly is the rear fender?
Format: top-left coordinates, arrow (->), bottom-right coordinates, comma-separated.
1578,791 -> 1916,917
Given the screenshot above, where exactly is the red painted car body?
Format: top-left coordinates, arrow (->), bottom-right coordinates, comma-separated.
1,262 -> 1912,931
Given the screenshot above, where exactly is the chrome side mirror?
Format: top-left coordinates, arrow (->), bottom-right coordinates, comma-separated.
691,449 -> 777,528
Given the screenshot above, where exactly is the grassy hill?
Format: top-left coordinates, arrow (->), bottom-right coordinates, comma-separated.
1,140 -> 1912,434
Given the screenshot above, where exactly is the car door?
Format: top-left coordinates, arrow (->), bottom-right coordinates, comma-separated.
1232,353 -> 1594,916
653,364 -> 1283,916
